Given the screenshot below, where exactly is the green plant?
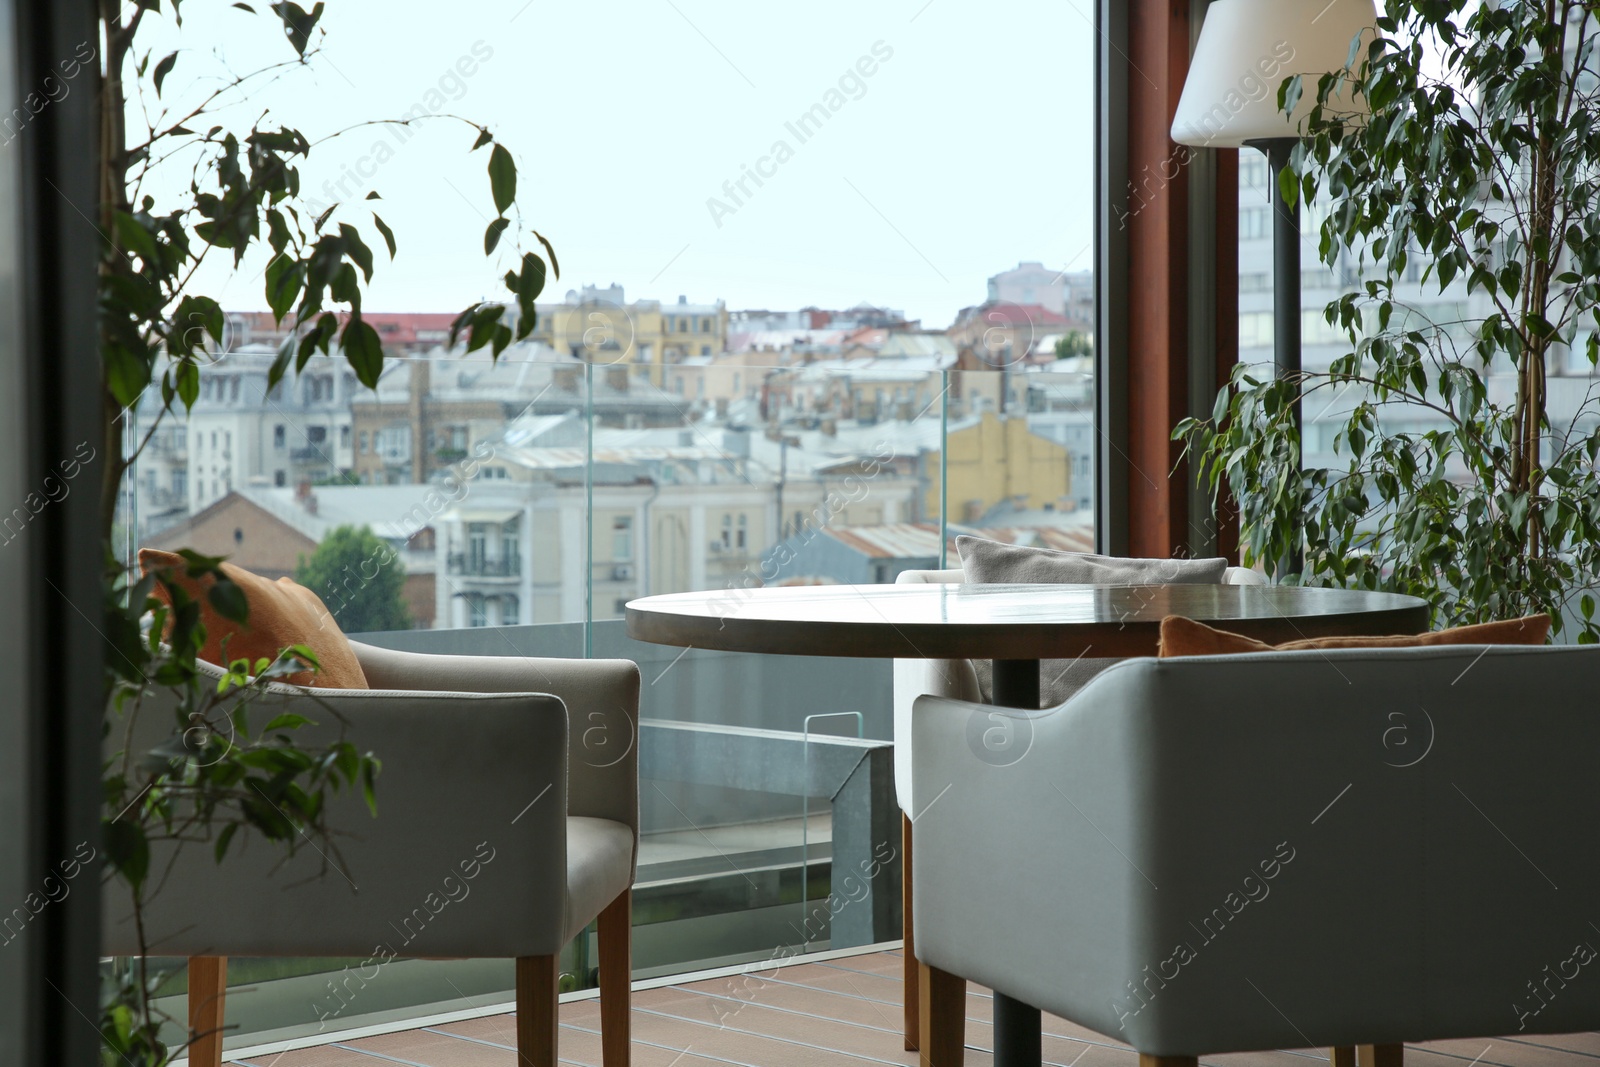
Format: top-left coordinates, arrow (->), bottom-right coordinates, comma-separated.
95,2 -> 556,1062
1054,330 -> 1092,360
101,551 -> 378,1065
1178,0 -> 1600,640
295,525 -> 412,634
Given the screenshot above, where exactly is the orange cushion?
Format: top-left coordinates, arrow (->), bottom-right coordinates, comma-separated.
1158,613 -> 1551,657
139,548 -> 369,689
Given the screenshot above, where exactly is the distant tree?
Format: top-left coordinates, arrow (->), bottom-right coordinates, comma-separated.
296,525 -> 412,634
1054,330 -> 1092,360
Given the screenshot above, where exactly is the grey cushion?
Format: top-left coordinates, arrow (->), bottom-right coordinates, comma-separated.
956,535 -> 1229,586
954,536 -> 1229,705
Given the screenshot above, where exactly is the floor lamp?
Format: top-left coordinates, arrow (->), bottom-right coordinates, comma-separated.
1170,0 -> 1376,572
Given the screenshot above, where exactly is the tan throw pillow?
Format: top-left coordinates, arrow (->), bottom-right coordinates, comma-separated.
139,548 -> 369,689
1158,613 -> 1551,658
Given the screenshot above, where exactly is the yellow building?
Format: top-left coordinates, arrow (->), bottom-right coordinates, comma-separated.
926,411 -> 1075,523
522,285 -> 727,389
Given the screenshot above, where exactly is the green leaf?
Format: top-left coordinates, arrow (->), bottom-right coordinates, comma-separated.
214,822 -> 239,863
372,213 -> 396,258
472,127 -> 493,150
338,223 -> 375,281
484,217 -> 510,254
364,190 -> 381,200
262,712 -> 314,733
341,316 -> 384,388
114,211 -> 159,263
533,229 -> 560,279
152,51 -> 178,96
271,1 -> 325,57
176,360 -> 200,409
266,256 -> 304,323
488,144 -> 516,215
104,819 -> 150,891
208,576 -> 250,623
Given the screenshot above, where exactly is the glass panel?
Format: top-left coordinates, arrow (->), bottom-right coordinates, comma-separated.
117,0 -> 1098,1049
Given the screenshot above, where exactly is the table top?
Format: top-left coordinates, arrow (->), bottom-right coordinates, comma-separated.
625,582 -> 1432,660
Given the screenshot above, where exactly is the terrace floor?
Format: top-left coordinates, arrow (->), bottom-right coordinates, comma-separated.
222,948 -> 1600,1067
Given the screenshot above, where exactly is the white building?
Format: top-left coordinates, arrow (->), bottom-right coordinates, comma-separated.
127,345 -> 361,542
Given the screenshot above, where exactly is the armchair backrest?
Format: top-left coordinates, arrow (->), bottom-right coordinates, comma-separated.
912,644 -> 1600,1052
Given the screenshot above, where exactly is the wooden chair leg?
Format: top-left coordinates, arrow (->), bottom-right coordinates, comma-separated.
1140,1057 -> 1198,1067
1332,1047 -> 1357,1067
516,954 -> 559,1067
1359,1045 -> 1403,1067
597,888 -> 632,1067
903,811 -> 920,1052
917,961 -> 965,1067
187,956 -> 227,1067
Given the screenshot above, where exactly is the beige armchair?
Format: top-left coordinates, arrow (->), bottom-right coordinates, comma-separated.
102,642 -> 640,1067
891,562 -> 1265,1048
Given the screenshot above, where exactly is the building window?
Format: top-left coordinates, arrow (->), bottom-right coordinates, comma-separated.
308,425 -> 327,444
340,425 -> 351,447
1240,206 -> 1271,241
172,470 -> 186,497
736,514 -> 747,549
469,523 -> 487,572
1241,154 -> 1268,189
612,516 -> 633,561
678,318 -> 688,333
359,430 -> 369,454
273,425 -> 286,449
701,317 -> 711,332
274,470 -> 286,487
468,596 -> 487,628
502,595 -> 519,627
701,345 -> 711,356
721,514 -> 732,548
502,519 -> 520,573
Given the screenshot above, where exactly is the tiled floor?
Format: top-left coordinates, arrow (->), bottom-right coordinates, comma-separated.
228,949 -> 1600,1067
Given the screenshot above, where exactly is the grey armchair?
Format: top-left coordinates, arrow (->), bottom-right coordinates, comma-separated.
909,644 -> 1600,1067
102,641 -> 640,1067
891,562 -> 1264,1047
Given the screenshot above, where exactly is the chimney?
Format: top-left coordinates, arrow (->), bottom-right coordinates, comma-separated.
295,480 -> 312,502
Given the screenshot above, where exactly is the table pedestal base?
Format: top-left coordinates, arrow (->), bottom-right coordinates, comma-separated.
990,659 -> 1043,1067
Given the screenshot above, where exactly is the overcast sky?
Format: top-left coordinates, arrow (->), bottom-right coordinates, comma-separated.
134,1 -> 1094,329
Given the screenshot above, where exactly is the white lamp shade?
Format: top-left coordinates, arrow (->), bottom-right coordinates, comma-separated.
1171,0 -> 1379,148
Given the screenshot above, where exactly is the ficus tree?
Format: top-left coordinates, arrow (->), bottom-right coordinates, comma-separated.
1177,0 -> 1600,641
94,2 -> 555,1062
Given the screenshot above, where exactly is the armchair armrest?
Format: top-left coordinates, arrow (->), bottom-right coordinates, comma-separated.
104,672 -> 575,958
350,643 -> 640,837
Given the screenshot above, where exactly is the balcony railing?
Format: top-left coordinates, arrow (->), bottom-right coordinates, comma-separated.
447,553 -> 520,577
121,353 -> 1098,1052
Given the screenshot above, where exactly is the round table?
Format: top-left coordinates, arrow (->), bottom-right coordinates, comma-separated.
625,581 -> 1431,1067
